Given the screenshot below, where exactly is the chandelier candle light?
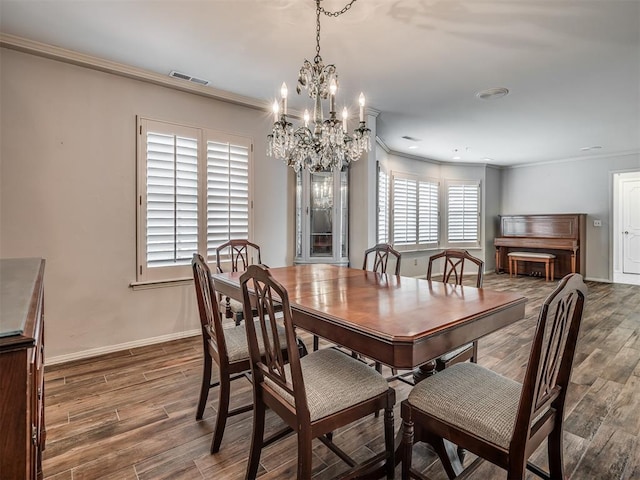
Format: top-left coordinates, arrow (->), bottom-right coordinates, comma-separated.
266,0 -> 371,172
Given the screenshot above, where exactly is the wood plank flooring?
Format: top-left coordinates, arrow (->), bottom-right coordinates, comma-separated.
42,274 -> 640,479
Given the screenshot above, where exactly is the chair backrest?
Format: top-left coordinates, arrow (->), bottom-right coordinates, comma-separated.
362,243 -> 402,275
240,265 -> 310,419
512,273 -> 587,453
216,239 -> 262,274
426,249 -> 484,288
192,253 -> 227,361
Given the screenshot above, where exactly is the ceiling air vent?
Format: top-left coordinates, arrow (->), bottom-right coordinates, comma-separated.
476,87 -> 509,100
169,70 -> 210,86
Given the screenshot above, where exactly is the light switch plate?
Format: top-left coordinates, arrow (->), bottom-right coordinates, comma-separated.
594,220 -> 602,227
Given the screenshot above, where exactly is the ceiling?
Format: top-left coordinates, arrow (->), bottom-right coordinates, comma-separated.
1,0 -> 639,167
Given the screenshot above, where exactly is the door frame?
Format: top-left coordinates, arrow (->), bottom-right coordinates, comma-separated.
612,169 -> 640,285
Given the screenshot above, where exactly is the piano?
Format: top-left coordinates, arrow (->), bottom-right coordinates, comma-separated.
494,214 -> 586,279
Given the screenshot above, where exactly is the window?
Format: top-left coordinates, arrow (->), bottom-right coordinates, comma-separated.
136,118 -> 252,282
388,171 -> 439,250
446,180 -> 480,247
377,163 -> 389,243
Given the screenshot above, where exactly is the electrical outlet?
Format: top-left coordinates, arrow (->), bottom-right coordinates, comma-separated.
593,220 -> 602,227
414,259 -> 418,266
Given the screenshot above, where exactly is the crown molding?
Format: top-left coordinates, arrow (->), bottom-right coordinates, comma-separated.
0,33 -> 271,112
505,149 -> 640,169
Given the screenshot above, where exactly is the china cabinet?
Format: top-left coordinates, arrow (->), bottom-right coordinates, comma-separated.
295,167 -> 349,266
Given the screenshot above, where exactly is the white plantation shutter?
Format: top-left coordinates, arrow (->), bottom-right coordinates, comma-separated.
136,118 -> 252,283
447,181 -> 480,245
207,139 -> 250,258
418,180 -> 439,244
377,164 -> 389,243
393,176 -> 418,246
389,172 -> 439,250
146,132 -> 198,268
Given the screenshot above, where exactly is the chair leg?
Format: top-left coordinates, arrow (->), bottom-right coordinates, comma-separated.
211,370 -> 231,453
430,436 -> 459,479
548,422 -> 565,479
297,426 -> 314,480
225,296 -> 233,319
401,418 -> 414,480
297,337 -> 308,357
470,340 -> 478,363
384,406 -> 395,479
246,400 -> 266,480
313,334 -> 319,351
196,352 -> 212,420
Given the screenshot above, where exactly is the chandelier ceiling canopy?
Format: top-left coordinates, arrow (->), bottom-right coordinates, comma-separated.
266,0 -> 371,172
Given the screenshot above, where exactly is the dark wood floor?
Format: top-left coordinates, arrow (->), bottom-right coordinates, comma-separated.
42,273 -> 640,479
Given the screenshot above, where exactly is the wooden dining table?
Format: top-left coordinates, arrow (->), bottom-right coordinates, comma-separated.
213,263 -> 527,373
213,263 -> 527,478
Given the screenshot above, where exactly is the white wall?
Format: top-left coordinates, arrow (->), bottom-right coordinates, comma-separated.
484,166 -> 502,271
0,48 -> 290,360
501,153 -> 640,281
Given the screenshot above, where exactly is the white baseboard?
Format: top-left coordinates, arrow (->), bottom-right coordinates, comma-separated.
47,329 -> 201,366
585,276 -> 613,283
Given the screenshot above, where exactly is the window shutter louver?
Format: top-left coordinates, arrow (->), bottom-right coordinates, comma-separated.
378,166 -> 389,243
146,132 -> 198,268
207,140 -> 250,259
418,180 -> 439,244
393,177 -> 418,246
387,173 -> 439,250
447,183 -> 480,243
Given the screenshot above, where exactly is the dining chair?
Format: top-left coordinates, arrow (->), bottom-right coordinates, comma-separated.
362,242 -> 402,275
240,264 -> 397,480
361,243 -> 402,376
401,273 -> 587,479
312,243 -> 402,352
215,239 -> 263,325
427,249 -> 484,372
191,253 -> 287,453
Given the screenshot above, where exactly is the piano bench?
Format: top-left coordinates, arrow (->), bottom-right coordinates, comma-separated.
508,252 -> 556,282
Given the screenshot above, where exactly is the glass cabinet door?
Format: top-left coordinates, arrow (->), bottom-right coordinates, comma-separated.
294,166 -> 349,266
309,171 -> 333,257
340,167 -> 348,258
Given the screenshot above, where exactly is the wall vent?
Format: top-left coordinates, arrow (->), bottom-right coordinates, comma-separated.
169,70 -> 210,86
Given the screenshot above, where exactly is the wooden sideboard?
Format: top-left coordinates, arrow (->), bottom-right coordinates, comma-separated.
0,258 -> 46,480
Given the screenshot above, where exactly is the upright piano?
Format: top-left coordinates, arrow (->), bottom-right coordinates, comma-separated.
494,214 -> 586,279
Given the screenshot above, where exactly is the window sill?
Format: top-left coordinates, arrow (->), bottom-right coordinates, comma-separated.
130,277 -> 193,291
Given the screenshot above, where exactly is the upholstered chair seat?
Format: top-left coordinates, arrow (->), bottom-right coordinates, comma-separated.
267,348 -> 390,421
408,363 -> 523,449
220,320 -> 287,363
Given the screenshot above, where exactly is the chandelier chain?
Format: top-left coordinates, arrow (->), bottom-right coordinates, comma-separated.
314,0 -> 358,61
319,0 -> 359,17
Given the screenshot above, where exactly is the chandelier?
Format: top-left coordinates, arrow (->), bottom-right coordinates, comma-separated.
266,0 -> 371,172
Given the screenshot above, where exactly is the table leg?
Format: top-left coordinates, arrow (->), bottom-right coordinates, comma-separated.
413,360 -> 437,384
